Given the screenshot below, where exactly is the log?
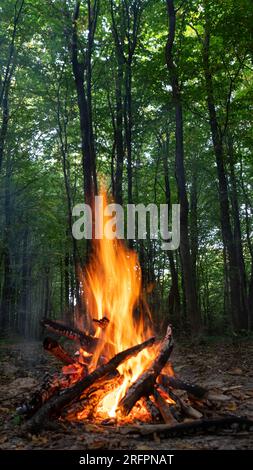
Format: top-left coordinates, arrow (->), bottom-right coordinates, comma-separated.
119,325 -> 174,416
17,373 -> 60,417
24,335 -> 156,432
143,397 -> 161,423
41,318 -> 99,352
158,374 -> 207,399
43,337 -> 75,365
119,416 -> 253,438
153,388 -> 177,425
168,388 -> 203,420
64,373 -> 123,421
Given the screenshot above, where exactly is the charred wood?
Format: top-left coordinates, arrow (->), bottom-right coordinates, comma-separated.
41,318 -> 99,352
92,317 -> 109,329
24,335 -> 155,432
158,374 -> 207,399
119,325 -> 173,416
43,337 -> 75,365
153,388 -> 177,425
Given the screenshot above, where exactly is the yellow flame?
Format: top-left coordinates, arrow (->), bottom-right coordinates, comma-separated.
81,189 -> 155,417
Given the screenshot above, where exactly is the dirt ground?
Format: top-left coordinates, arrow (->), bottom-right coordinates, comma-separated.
0,337 -> 253,450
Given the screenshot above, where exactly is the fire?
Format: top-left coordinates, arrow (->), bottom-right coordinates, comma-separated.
81,189 -> 155,419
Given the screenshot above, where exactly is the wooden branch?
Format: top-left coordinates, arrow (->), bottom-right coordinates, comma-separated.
168,388 -> 203,420
24,335 -> 155,432
119,325 -> 174,416
120,416 -> 253,438
143,397 -> 161,423
153,388 -> 177,425
17,374 -> 60,418
41,318 -> 99,352
43,337 -> 75,365
158,374 -> 207,399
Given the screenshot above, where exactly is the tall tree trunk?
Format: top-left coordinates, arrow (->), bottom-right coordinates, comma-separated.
70,0 -> 98,207
202,20 -> 248,330
57,84 -> 80,309
165,0 -> 200,333
0,94 -> 9,173
190,171 -> 198,302
160,135 -> 181,322
125,61 -> 133,205
18,228 -> 29,336
0,153 -> 12,332
227,136 -> 248,321
114,51 -> 124,205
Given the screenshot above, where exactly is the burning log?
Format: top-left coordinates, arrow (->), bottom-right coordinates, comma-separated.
143,397 -> 161,423
158,374 -> 207,399
153,388 -> 177,425
24,335 -> 156,432
17,373 -> 60,417
119,325 -> 174,416
65,373 -> 123,421
41,318 -> 99,353
43,337 -> 75,365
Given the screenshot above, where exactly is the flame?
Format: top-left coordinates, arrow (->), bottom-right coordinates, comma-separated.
81,189 -> 155,418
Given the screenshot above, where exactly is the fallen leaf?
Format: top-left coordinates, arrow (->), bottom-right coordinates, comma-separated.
228,368 -> 243,375
225,401 -> 237,411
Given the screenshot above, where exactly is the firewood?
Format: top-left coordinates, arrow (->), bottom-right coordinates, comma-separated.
153,388 -> 177,425
143,397 -> 161,423
158,374 -> 207,399
119,325 -> 174,416
119,416 -> 253,437
17,373 -> 61,417
24,335 -> 156,432
64,373 -> 123,421
41,318 -> 99,352
43,337 -> 75,365
167,388 -> 203,419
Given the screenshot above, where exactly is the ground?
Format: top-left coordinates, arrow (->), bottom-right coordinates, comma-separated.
0,337 -> 253,450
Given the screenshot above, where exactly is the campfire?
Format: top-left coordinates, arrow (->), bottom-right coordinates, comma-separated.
17,192 -> 253,437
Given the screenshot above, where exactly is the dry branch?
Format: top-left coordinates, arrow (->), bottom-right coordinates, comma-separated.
120,416 -> 253,437
41,318 -> 99,352
158,374 -> 207,399
168,388 -> 203,419
153,388 -> 177,425
43,337 -> 75,365
119,325 -> 174,416
143,397 -> 161,423
24,335 -> 155,432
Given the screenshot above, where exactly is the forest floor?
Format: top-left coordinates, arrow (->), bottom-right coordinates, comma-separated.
0,337 -> 253,450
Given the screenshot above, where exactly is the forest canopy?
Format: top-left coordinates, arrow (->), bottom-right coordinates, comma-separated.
0,0 -> 253,337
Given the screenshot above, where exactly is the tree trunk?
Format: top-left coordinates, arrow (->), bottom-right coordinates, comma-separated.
165,0 -> 200,333
70,0 -> 97,207
114,51 -> 124,205
160,135 -> 181,322
202,22 -> 248,330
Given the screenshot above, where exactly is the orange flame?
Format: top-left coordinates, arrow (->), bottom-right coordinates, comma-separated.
81,189 -> 155,418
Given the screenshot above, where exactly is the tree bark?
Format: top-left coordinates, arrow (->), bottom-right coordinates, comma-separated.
160,135 -> 181,322
202,19 -> 248,330
165,0 -> 200,333
70,0 -> 98,207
